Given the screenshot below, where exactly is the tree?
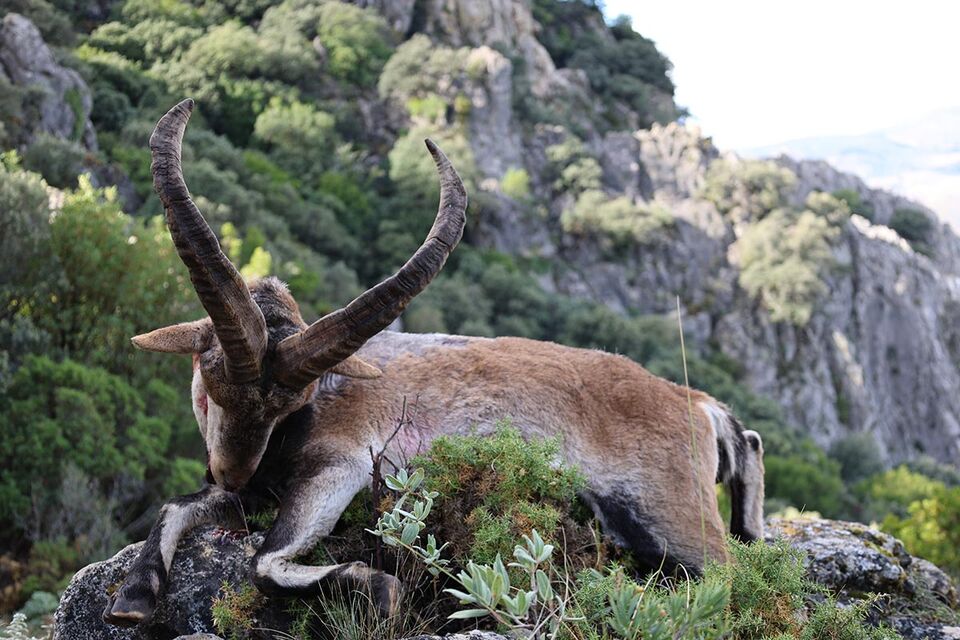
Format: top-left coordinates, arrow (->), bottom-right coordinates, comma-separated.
315,3 -> 393,87
253,97 -> 336,176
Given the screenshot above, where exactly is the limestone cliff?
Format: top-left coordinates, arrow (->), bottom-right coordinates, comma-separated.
362,0 -> 960,465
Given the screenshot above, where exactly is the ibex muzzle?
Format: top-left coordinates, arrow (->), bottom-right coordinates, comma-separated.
103,99 -> 764,628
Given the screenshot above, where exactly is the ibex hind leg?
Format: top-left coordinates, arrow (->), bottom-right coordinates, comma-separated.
586,491 -> 689,577
103,485 -> 243,627
251,463 -> 400,617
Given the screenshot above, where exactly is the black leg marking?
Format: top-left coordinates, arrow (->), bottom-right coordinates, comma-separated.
728,476 -> 757,543
588,491 -> 688,577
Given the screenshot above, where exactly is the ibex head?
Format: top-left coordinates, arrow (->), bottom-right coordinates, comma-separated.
132,100 -> 467,491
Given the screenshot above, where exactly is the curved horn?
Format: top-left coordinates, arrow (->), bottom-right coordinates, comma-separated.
274,139 -> 467,389
151,99 -> 267,383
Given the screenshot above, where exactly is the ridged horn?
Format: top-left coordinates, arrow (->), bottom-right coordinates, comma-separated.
150,99 -> 267,383
273,139 -> 467,389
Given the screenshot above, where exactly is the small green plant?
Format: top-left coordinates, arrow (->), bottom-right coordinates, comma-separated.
211,581 -> 264,640
0,613 -> 45,640
710,539 -> 807,639
802,596 -> 900,640
606,572 -> 729,640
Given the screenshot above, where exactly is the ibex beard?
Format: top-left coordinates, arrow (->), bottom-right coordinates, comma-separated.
103,98 -> 765,627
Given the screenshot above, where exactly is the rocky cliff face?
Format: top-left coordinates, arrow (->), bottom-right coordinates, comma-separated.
0,13 -> 97,150
361,0 -> 960,465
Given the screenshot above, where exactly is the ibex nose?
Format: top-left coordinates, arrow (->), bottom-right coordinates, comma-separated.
210,462 -> 254,493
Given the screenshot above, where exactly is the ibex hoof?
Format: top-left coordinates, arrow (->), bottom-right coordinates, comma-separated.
371,572 -> 401,618
102,587 -> 155,627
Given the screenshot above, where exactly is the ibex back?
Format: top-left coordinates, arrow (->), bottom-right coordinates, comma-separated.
103,100 -> 765,626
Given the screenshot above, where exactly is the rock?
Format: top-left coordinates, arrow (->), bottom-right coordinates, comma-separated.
768,517 -> 959,639
0,13 -> 97,150
53,528 -> 289,640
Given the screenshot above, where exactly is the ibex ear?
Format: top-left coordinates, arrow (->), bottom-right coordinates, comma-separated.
328,355 -> 382,379
132,320 -> 212,354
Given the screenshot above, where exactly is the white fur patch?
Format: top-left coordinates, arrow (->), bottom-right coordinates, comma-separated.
699,401 -> 737,482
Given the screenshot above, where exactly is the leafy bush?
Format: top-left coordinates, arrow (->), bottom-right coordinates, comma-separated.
701,158 -> 797,224
532,1 -> 679,128
833,189 -> 875,221
829,433 -> 884,484
881,482 -> 960,578
21,133 -> 85,188
500,167 -> 530,200
378,35 -> 470,114
735,209 -> 838,326
561,190 -> 673,247
414,425 -> 585,565
253,97 -> 336,176
315,3 -> 393,87
764,454 -> 845,518
889,207 -> 934,256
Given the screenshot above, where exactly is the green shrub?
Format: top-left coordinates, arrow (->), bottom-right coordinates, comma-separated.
881,483 -> 960,578
710,539 -> 806,638
889,207 -> 934,256
561,190 -> 673,246
501,167 -> 531,200
833,189 -> 875,221
315,3 -> 393,87
764,454 -> 845,518
701,158 -> 796,224
802,598 -> 900,640
413,424 -> 585,567
21,133 -> 85,189
736,209 -> 838,326
829,433 -> 884,484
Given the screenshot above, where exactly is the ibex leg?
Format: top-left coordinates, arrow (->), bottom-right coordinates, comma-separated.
103,485 -> 243,626
251,461 -> 400,616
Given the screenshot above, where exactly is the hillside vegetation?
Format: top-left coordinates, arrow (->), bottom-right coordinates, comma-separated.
1,0 -> 959,633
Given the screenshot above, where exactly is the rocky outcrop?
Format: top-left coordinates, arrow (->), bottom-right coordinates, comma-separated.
52,526 -> 511,640
768,517 -> 960,640
55,520 -> 958,639
53,529 -> 285,640
0,13 -> 96,150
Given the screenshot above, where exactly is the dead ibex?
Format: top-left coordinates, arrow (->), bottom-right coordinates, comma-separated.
103,99 -> 765,626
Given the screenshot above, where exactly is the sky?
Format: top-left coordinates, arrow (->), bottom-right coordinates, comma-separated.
602,1 -> 960,150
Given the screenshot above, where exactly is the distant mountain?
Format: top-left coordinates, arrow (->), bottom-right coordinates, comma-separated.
744,108 -> 960,227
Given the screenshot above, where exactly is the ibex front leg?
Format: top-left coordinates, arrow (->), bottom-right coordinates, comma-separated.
103,485 -> 243,626
251,461 -> 400,616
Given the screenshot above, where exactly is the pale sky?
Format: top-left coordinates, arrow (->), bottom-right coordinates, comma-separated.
603,1 -> 960,150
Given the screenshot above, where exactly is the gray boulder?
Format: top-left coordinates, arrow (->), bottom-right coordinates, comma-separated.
53,528 -> 285,640
768,517 -> 960,639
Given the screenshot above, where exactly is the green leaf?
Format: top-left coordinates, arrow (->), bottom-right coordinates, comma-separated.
400,521 -> 419,545
447,608 -> 491,620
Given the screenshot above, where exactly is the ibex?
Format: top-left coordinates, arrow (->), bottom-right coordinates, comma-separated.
103,99 -> 765,626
